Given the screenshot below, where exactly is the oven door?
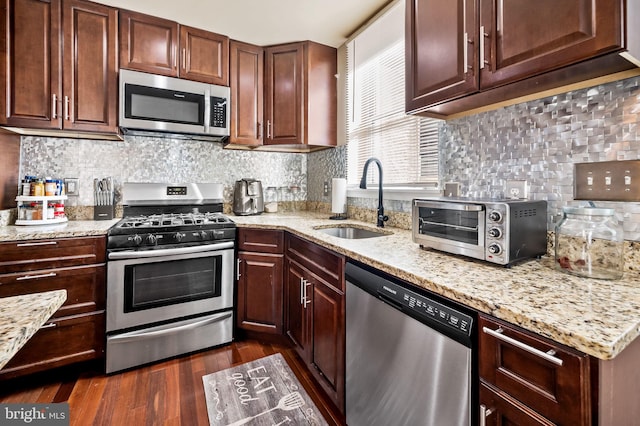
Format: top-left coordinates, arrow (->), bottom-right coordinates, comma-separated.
106,241 -> 234,333
412,200 -> 486,260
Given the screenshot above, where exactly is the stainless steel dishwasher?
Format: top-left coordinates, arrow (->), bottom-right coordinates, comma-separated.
346,261 -> 476,426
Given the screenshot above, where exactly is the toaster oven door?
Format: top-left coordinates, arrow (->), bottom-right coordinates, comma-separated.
412,200 -> 486,259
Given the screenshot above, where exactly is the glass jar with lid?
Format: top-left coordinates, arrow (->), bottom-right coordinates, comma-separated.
554,206 -> 624,280
264,186 -> 278,213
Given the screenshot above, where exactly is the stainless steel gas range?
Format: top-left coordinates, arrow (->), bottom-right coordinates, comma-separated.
105,183 -> 236,374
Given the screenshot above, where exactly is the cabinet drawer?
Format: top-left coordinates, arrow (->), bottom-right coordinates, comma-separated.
0,264 -> 105,317
286,234 -> 344,291
480,383 -> 555,426
479,315 -> 591,425
0,236 -> 106,274
0,311 -> 105,379
238,228 -> 284,253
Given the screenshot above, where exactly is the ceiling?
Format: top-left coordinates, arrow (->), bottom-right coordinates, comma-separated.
95,0 -> 393,47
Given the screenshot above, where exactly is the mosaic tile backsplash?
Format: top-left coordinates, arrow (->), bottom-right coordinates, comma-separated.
15,75 -> 640,240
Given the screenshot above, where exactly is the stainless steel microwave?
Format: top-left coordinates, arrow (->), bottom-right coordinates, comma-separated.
412,198 -> 548,266
119,69 -> 230,140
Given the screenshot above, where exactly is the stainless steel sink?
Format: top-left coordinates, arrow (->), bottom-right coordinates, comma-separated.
315,226 -> 390,239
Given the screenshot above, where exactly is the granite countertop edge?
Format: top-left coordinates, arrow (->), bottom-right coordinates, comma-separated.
0,290 -> 67,370
2,214 -> 639,360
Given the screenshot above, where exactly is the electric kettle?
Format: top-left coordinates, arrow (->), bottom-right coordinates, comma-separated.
233,179 -> 264,215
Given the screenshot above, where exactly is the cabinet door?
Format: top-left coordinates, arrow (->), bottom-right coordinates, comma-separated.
479,0 -> 623,88
229,40 -> 264,146
405,0 -> 478,112
0,0 -> 62,129
179,25 -> 228,85
264,43 -> 303,145
119,10 -> 178,77
237,252 -> 283,334
311,278 -> 345,411
285,258 -> 311,360
62,0 -> 117,132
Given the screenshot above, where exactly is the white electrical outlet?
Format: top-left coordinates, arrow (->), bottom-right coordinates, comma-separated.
505,180 -> 528,199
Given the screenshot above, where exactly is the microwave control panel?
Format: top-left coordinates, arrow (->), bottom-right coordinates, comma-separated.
210,97 -> 227,128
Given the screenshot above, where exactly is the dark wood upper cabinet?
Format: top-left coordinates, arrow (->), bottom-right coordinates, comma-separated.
0,0 -> 117,132
119,10 -> 179,77
264,41 -> 337,148
63,0 -> 117,132
180,25 -> 229,85
120,11 -> 230,86
229,40 -> 264,146
406,0 -> 639,118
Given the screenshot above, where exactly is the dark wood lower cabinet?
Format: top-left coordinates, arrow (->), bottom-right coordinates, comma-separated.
480,383 -> 555,426
0,311 -> 105,379
479,314 -> 592,425
285,234 -> 345,413
0,236 -> 106,380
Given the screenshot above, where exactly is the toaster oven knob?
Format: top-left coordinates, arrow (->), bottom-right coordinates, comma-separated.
488,227 -> 502,238
488,243 -> 502,255
488,210 -> 503,223
146,234 -> 157,245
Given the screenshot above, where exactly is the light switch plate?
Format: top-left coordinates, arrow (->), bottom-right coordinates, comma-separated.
506,180 -> 528,199
65,178 -> 79,196
575,160 -> 640,201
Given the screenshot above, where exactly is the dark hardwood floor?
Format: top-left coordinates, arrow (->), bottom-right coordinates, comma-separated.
0,339 -> 346,426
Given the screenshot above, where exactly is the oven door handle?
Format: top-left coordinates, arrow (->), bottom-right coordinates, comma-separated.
414,200 -> 484,211
108,311 -> 233,343
108,241 -> 234,260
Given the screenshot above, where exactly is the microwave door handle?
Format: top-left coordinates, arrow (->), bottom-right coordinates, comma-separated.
204,90 -> 211,132
414,200 -> 484,211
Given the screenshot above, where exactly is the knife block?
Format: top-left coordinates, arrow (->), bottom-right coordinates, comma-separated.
94,204 -> 114,220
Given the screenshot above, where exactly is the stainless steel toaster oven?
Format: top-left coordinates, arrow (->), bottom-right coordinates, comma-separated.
412,198 -> 548,266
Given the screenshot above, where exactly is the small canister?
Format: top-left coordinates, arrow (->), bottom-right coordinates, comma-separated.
30,179 -> 45,196
555,206 -> 624,280
45,179 -> 57,196
264,186 -> 278,213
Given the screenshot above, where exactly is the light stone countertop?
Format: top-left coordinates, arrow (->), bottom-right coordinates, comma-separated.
231,212 -> 640,360
0,290 -> 67,370
0,219 -> 119,241
1,214 -> 639,360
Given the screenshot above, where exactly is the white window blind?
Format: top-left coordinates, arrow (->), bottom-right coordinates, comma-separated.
345,0 -> 440,187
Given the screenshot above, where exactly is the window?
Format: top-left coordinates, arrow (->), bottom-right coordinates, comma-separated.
344,0 -> 440,188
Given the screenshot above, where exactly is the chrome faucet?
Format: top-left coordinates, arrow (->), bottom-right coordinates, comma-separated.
359,157 -> 389,227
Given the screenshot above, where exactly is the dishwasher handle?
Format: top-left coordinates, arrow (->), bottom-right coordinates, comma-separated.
377,291 -> 405,312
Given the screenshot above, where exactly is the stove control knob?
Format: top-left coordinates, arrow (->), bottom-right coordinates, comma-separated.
488,227 -> 502,238
488,210 -> 503,223
174,232 -> 185,242
146,234 -> 157,245
131,234 -> 142,246
488,243 -> 502,255
200,231 -> 209,240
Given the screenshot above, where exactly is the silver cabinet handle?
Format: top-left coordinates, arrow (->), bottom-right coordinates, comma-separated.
64,96 -> 70,120
52,94 -> 57,119
182,48 -> 186,69
17,241 -> 57,247
257,121 -> 263,140
40,322 -> 57,330
299,277 -> 305,305
16,272 -> 57,281
266,120 -> 271,139
482,326 -> 563,366
303,281 -> 311,308
236,258 -> 241,281
480,404 -> 494,426
479,25 -> 488,69
463,32 -> 469,72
